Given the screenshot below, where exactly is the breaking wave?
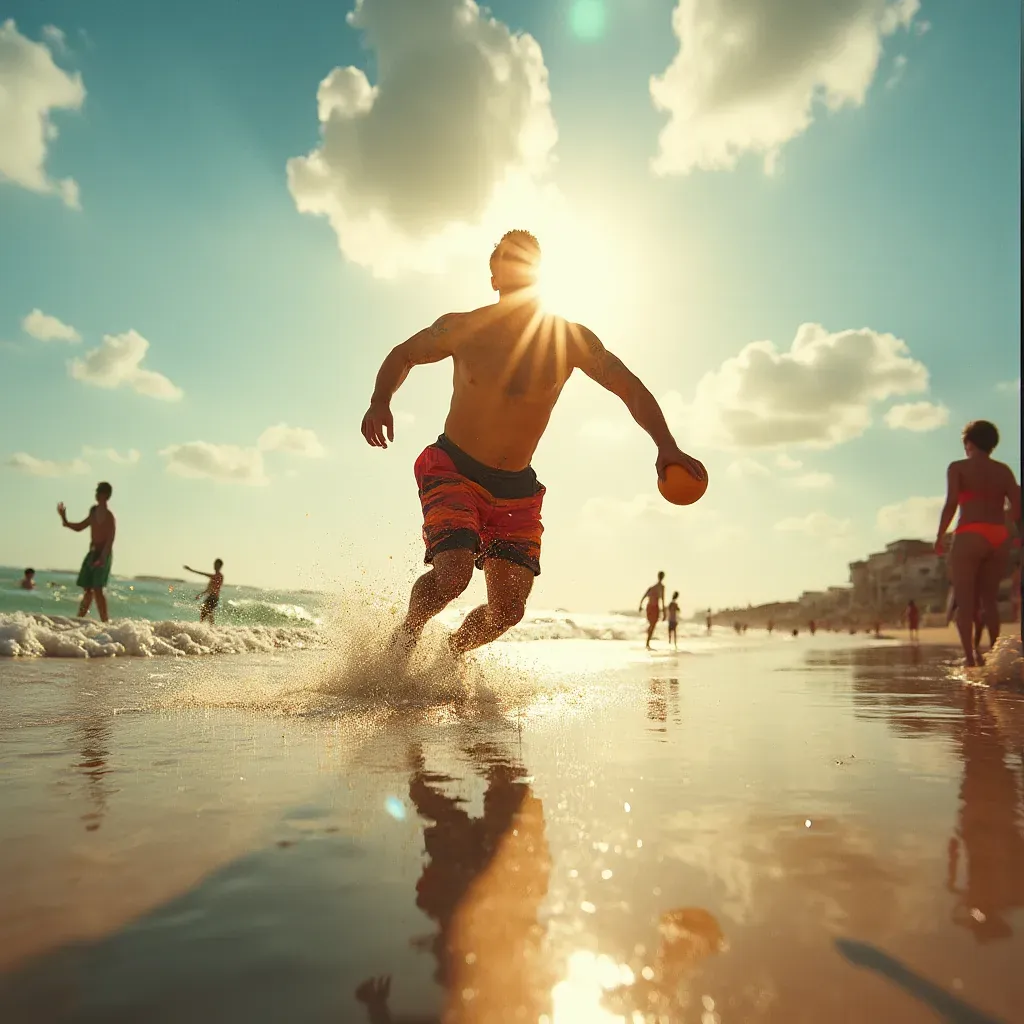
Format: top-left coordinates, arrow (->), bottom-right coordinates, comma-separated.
0,611 -> 322,658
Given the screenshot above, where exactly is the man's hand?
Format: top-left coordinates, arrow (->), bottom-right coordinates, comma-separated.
57,502 -> 67,523
361,401 -> 394,449
656,444 -> 707,484
934,536 -> 945,555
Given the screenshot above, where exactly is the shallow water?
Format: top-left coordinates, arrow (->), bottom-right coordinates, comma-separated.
0,636 -> 1021,1023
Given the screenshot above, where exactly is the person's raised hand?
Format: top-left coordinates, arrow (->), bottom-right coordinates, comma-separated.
656,444 -> 706,484
361,402 -> 394,449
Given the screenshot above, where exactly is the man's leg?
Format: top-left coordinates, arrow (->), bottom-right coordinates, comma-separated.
399,548 -> 476,644
95,589 -> 109,623
78,589 -> 94,618
449,558 -> 533,655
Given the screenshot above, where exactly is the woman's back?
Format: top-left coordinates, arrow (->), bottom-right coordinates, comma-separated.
951,457 -> 1016,524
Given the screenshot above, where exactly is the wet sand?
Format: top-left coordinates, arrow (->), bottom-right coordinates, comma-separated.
1,635 -> 1022,1023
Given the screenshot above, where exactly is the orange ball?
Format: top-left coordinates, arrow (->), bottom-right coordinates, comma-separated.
658,463 -> 708,506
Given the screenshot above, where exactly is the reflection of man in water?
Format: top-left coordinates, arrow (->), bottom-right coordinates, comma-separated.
357,743 -> 552,1022
946,689 -> 1024,941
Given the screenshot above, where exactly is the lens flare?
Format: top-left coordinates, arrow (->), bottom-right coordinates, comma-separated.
570,0 -> 606,40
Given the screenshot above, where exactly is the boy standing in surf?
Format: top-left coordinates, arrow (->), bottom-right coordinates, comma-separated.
58,481 -> 116,622
639,572 -> 667,650
361,230 -> 705,655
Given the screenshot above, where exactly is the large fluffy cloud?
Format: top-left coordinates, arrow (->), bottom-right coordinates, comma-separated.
671,323 -> 929,449
257,423 -> 325,458
70,330 -> 183,401
160,443 -> 268,486
287,0 -> 557,276
650,0 -> 920,175
0,20 -> 84,207
21,308 -> 80,342
876,495 -> 943,540
884,401 -> 949,432
5,451 -> 90,477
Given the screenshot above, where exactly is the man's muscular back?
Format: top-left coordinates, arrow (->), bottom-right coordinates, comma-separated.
362,293 -> 705,486
435,302 -> 581,470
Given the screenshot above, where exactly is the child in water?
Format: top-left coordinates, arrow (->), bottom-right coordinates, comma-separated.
667,591 -> 680,650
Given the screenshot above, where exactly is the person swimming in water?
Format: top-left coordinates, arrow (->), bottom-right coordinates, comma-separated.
19,568 -> 36,590
184,559 -> 224,624
639,572 -> 667,650
360,230 -> 705,657
57,482 -> 116,622
935,420 -> 1021,667
667,591 -> 680,650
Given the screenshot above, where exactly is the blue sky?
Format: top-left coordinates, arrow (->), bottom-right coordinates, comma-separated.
1,0 -> 1019,614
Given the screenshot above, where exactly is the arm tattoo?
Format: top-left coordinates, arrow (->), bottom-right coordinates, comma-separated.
585,332 -> 626,387
428,316 -> 450,337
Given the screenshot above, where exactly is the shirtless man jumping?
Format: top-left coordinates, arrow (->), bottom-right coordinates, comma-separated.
58,481 -> 116,622
361,230 -> 706,656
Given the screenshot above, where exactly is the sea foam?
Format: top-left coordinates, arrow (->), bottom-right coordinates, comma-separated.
0,611 -> 321,658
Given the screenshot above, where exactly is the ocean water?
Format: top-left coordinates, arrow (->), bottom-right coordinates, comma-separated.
0,564 -> 733,659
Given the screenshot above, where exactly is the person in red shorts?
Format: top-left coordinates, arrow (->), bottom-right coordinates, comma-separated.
361,230 -> 705,656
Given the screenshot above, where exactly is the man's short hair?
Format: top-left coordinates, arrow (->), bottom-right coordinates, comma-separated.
214,559 -> 224,571
97,481 -> 113,498
25,568 -> 35,575
962,420 -> 999,454
489,230 -> 541,276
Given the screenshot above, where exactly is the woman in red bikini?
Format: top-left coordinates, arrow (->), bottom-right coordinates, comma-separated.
935,420 -> 1021,667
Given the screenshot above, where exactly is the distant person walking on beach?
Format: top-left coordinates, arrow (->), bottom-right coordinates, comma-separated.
935,420 -> 1021,667
639,572 -> 666,649
19,568 -> 35,590
667,591 -> 680,650
360,230 -> 704,657
58,482 -> 116,622
705,610 -> 712,634
184,560 -> 224,623
905,599 -> 920,642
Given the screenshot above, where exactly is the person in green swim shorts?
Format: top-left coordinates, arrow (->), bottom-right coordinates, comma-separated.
58,481 -> 117,622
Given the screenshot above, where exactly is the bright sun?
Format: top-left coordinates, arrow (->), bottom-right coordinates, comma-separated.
535,223 -> 625,327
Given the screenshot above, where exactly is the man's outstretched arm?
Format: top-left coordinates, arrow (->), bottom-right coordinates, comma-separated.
361,316 -> 460,449
572,325 -> 706,482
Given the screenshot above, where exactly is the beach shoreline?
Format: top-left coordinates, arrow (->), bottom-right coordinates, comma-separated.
2,633 -> 1023,1023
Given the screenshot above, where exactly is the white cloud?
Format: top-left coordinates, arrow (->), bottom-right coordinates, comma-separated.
286,0 -> 558,277
884,400 -> 949,432
41,25 -> 66,52
996,378 -> 1020,394
885,53 -> 908,89
21,307 -> 80,342
0,20 -> 84,207
775,511 -> 852,544
668,323 -> 929,450
726,457 -> 769,480
257,423 -> 326,458
650,0 -> 920,175
160,443 -> 267,486
793,471 -> 834,489
82,446 -> 141,466
581,492 -> 743,547
70,330 -> 183,401
876,495 -> 943,540
5,451 -> 90,477
776,453 -> 802,470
